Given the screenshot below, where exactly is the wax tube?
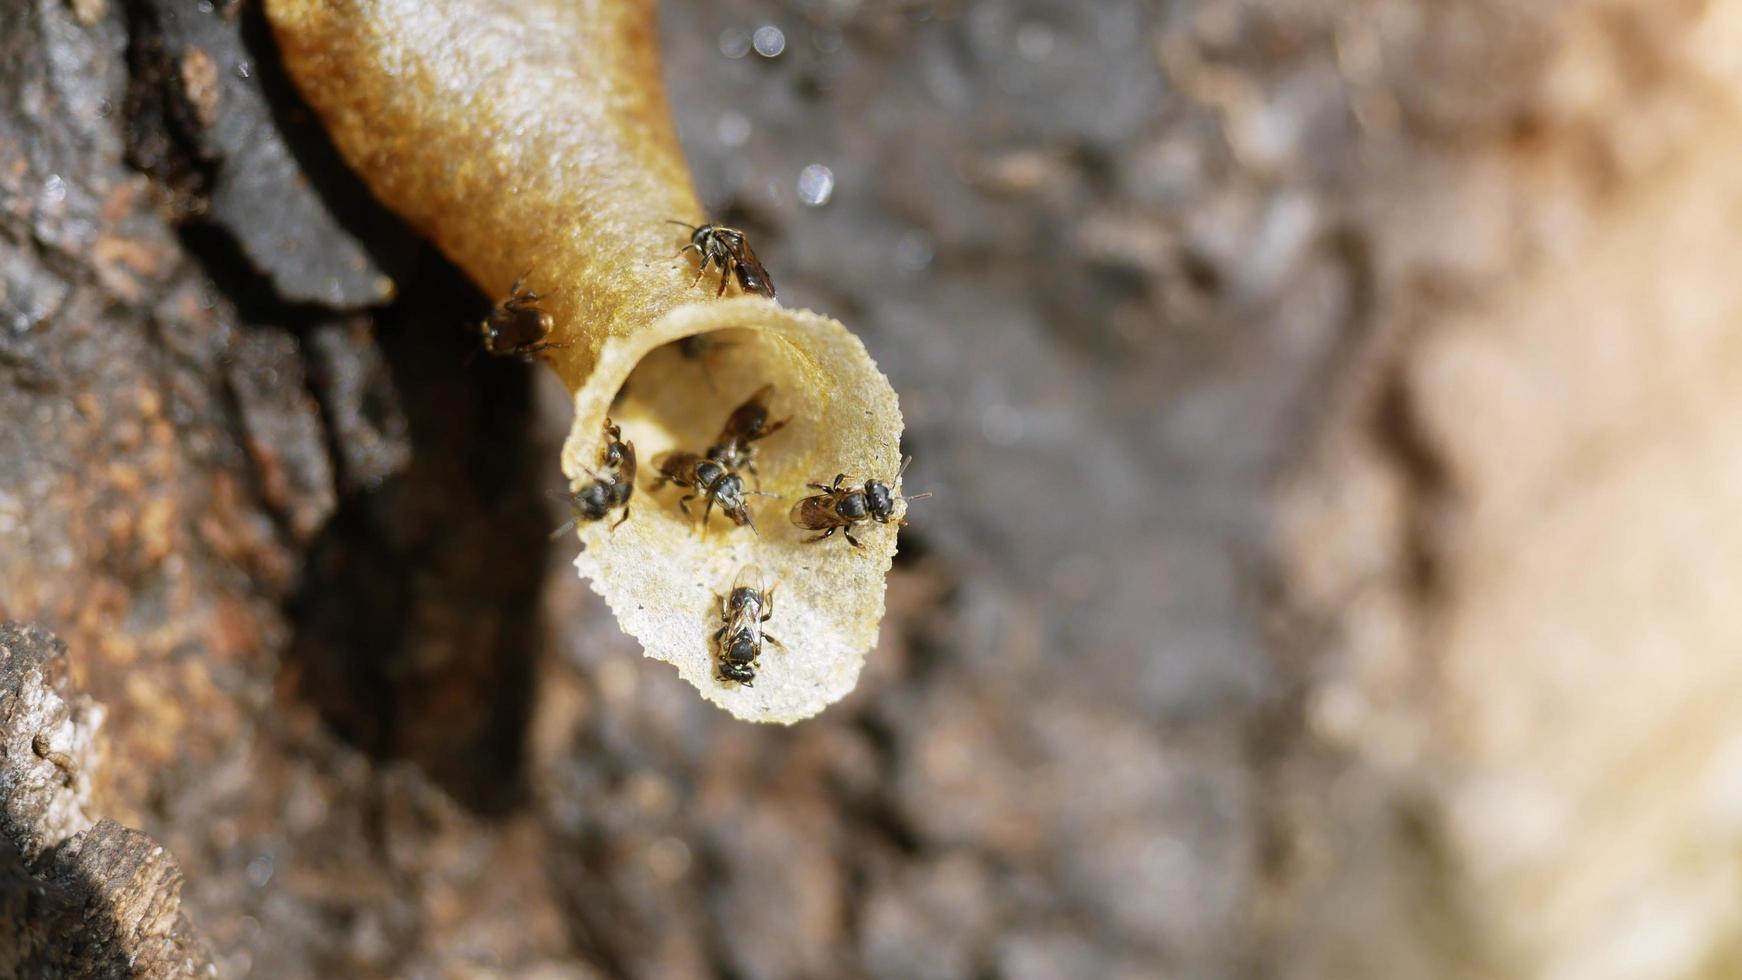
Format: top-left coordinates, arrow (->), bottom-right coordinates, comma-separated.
268,0 -> 907,721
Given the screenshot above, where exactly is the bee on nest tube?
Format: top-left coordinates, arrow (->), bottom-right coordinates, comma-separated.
551,418 -> 636,538
668,220 -> 776,299
480,272 -> 569,361
649,451 -> 778,535
790,455 -> 931,548
714,566 -> 784,686
706,383 -> 789,483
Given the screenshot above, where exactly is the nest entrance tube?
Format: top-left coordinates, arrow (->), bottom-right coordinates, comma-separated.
563,297 -> 905,722
266,0 -> 909,721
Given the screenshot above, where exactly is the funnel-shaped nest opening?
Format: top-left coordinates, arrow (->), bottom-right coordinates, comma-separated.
561,297 -> 905,722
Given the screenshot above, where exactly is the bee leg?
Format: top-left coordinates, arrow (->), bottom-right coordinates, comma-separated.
611,503 -> 630,530
764,633 -> 786,651
701,493 -> 717,533
804,529 -> 836,544
845,528 -> 863,548
831,474 -> 847,491
515,340 -> 567,361
806,483 -> 835,492
677,494 -> 694,517
691,265 -> 707,289
717,267 -> 730,297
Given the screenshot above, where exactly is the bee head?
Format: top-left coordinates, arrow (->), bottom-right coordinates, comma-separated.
864,480 -> 896,522
713,472 -> 747,512
719,660 -> 756,685
570,482 -> 612,520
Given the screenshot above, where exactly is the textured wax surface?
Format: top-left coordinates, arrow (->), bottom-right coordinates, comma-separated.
266,0 -> 904,720
266,0 -> 696,383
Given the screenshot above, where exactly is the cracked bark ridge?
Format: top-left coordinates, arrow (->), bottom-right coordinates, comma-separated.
0,622 -> 214,978
125,0 -> 411,306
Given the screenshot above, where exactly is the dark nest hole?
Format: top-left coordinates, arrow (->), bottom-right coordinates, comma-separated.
280,253 -> 555,818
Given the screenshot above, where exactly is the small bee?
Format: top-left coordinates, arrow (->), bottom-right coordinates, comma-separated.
649,451 -> 776,533
714,566 -> 784,686
668,220 -> 776,299
676,333 -> 737,391
790,456 -> 931,548
481,273 -> 567,361
552,419 -> 636,537
677,333 -> 737,364
706,383 -> 789,479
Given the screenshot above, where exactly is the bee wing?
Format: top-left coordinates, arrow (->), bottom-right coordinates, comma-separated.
718,383 -> 776,442
728,237 -> 776,298
789,492 -> 836,528
734,565 -> 764,592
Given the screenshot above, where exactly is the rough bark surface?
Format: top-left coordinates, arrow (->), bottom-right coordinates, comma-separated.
1,0 -> 1736,977
0,623 -> 213,978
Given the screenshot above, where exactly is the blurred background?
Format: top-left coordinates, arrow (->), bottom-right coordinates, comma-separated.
2,0 -> 1740,977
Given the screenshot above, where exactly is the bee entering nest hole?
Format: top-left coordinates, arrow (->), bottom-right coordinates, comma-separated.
557,298 -> 907,723
613,327 -> 790,479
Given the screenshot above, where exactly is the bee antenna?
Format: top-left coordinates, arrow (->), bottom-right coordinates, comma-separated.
548,518 -> 579,541
665,219 -> 699,231
745,489 -> 781,499
903,491 -> 934,504
896,454 -> 914,479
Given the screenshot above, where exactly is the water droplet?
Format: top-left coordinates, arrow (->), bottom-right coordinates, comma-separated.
245,854 -> 274,888
717,112 -> 751,148
796,164 -> 834,207
719,27 -> 752,59
894,231 -> 934,273
753,25 -> 787,58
